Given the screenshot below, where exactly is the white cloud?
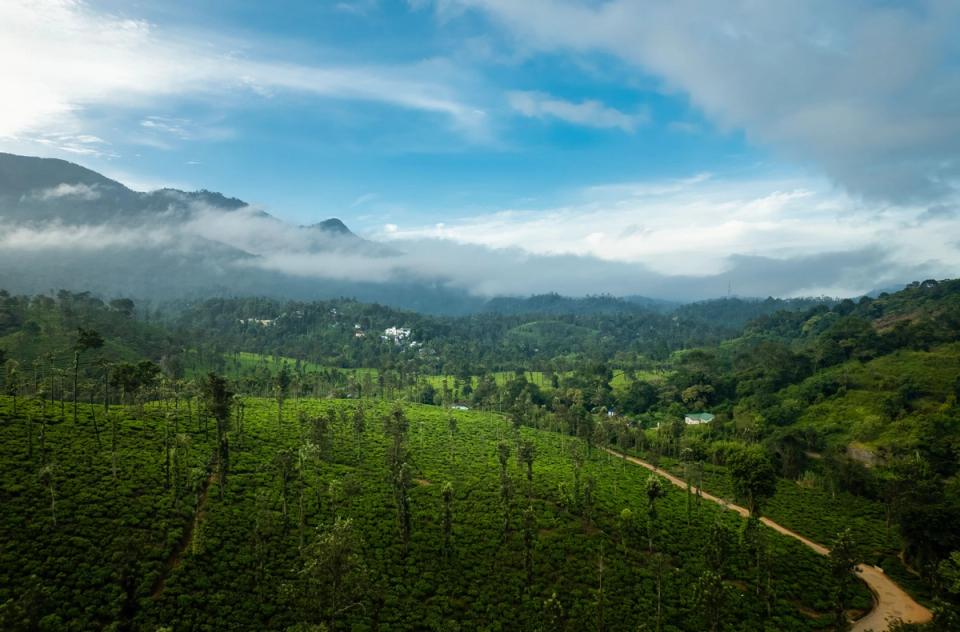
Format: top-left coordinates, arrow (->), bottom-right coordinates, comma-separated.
453,0 -> 960,203
29,182 -> 101,201
0,174 -> 953,299
25,132 -> 114,158
507,90 -> 646,132
372,173 -> 960,285
140,117 -> 190,139
350,192 -> 379,208
0,0 -> 488,145
0,221 -> 173,251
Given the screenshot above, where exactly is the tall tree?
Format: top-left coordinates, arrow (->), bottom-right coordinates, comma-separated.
393,461 -> 413,551
4,360 -> 19,416
645,475 -> 666,552
38,463 -> 57,527
275,448 -> 297,522
172,433 -> 192,505
275,364 -> 291,431
727,444 -> 777,517
829,529 -> 858,632
383,405 -> 409,476
447,413 -> 458,466
352,404 -> 366,464
300,517 -> 367,630
72,328 -> 103,424
202,373 -> 233,497
694,570 -> 725,632
441,481 -> 454,562
497,441 -> 513,538
519,438 -> 537,486
523,503 -> 536,588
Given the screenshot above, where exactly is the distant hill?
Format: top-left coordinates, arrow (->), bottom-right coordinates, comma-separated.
482,293 -> 667,316
0,152 -> 457,310
674,296 -> 842,330
0,152 -> 865,316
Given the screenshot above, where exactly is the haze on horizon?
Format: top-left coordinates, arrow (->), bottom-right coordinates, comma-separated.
1,0 -> 959,300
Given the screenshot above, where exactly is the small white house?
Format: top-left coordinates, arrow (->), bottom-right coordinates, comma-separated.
382,326 -> 412,342
684,412 -> 715,425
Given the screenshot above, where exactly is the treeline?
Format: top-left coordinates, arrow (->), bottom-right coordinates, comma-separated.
158,295 -> 739,371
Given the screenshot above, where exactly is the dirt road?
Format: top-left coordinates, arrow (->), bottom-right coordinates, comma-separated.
601,447 -> 933,631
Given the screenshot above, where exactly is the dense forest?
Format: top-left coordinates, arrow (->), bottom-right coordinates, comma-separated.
1,279 -> 959,630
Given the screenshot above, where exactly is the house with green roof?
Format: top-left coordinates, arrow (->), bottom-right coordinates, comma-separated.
684,412 -> 715,425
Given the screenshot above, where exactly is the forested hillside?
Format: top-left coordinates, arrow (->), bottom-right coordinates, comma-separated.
1,279 -> 959,630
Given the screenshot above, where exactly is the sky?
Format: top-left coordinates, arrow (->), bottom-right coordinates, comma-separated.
1,0 -> 959,299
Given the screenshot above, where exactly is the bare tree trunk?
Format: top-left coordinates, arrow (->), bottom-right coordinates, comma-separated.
48,482 -> 57,526
73,351 -> 79,424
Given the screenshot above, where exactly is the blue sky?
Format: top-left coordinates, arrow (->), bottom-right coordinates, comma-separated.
1,0 -> 959,298
0,0 -> 769,224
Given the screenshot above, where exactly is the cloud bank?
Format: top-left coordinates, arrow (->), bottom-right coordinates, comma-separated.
2,174 -> 953,300
451,0 -> 960,204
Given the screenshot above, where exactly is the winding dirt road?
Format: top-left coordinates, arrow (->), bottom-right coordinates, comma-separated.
601,447 -> 932,631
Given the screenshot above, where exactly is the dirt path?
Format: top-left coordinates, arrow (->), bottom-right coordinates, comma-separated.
601,447 -> 933,631
150,467 -> 217,599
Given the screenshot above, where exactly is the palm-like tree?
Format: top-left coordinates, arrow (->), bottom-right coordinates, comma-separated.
73,328 -> 103,423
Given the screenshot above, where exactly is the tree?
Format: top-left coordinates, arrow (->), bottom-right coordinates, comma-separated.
275,364 -> 291,430
307,413 -> 332,462
352,404 -> 366,464
38,464 -> 57,527
727,444 -> 776,517
888,457 -> 960,571
383,405 -> 409,476
447,413 -> 458,465
645,475 -> 666,552
595,544 -> 606,632
298,442 -> 320,548
542,592 -> 565,631
275,448 -> 297,522
523,504 -> 536,588
569,442 -> 585,506
393,461 -> 413,551
300,517 -> 367,629
73,327 -> 103,423
202,373 -> 232,497
740,516 -> 770,606
705,518 -> 733,577
935,552 -> 960,630
5,360 -> 19,416
518,438 -> 537,486
829,529 -> 858,631
618,508 -> 634,552
497,441 -> 513,537
441,482 -> 454,561
109,298 -> 135,317
172,433 -> 192,505
694,570 -> 726,632
619,380 -> 657,415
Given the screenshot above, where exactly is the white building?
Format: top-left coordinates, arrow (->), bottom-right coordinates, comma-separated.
382,326 -> 412,342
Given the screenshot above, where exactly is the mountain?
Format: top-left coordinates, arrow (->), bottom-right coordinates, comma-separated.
0,152 -> 856,316
0,152 -> 471,309
306,217 -> 352,235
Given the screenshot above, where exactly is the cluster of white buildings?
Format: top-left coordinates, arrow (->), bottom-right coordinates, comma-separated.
381,326 -> 412,342
238,318 -> 275,327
